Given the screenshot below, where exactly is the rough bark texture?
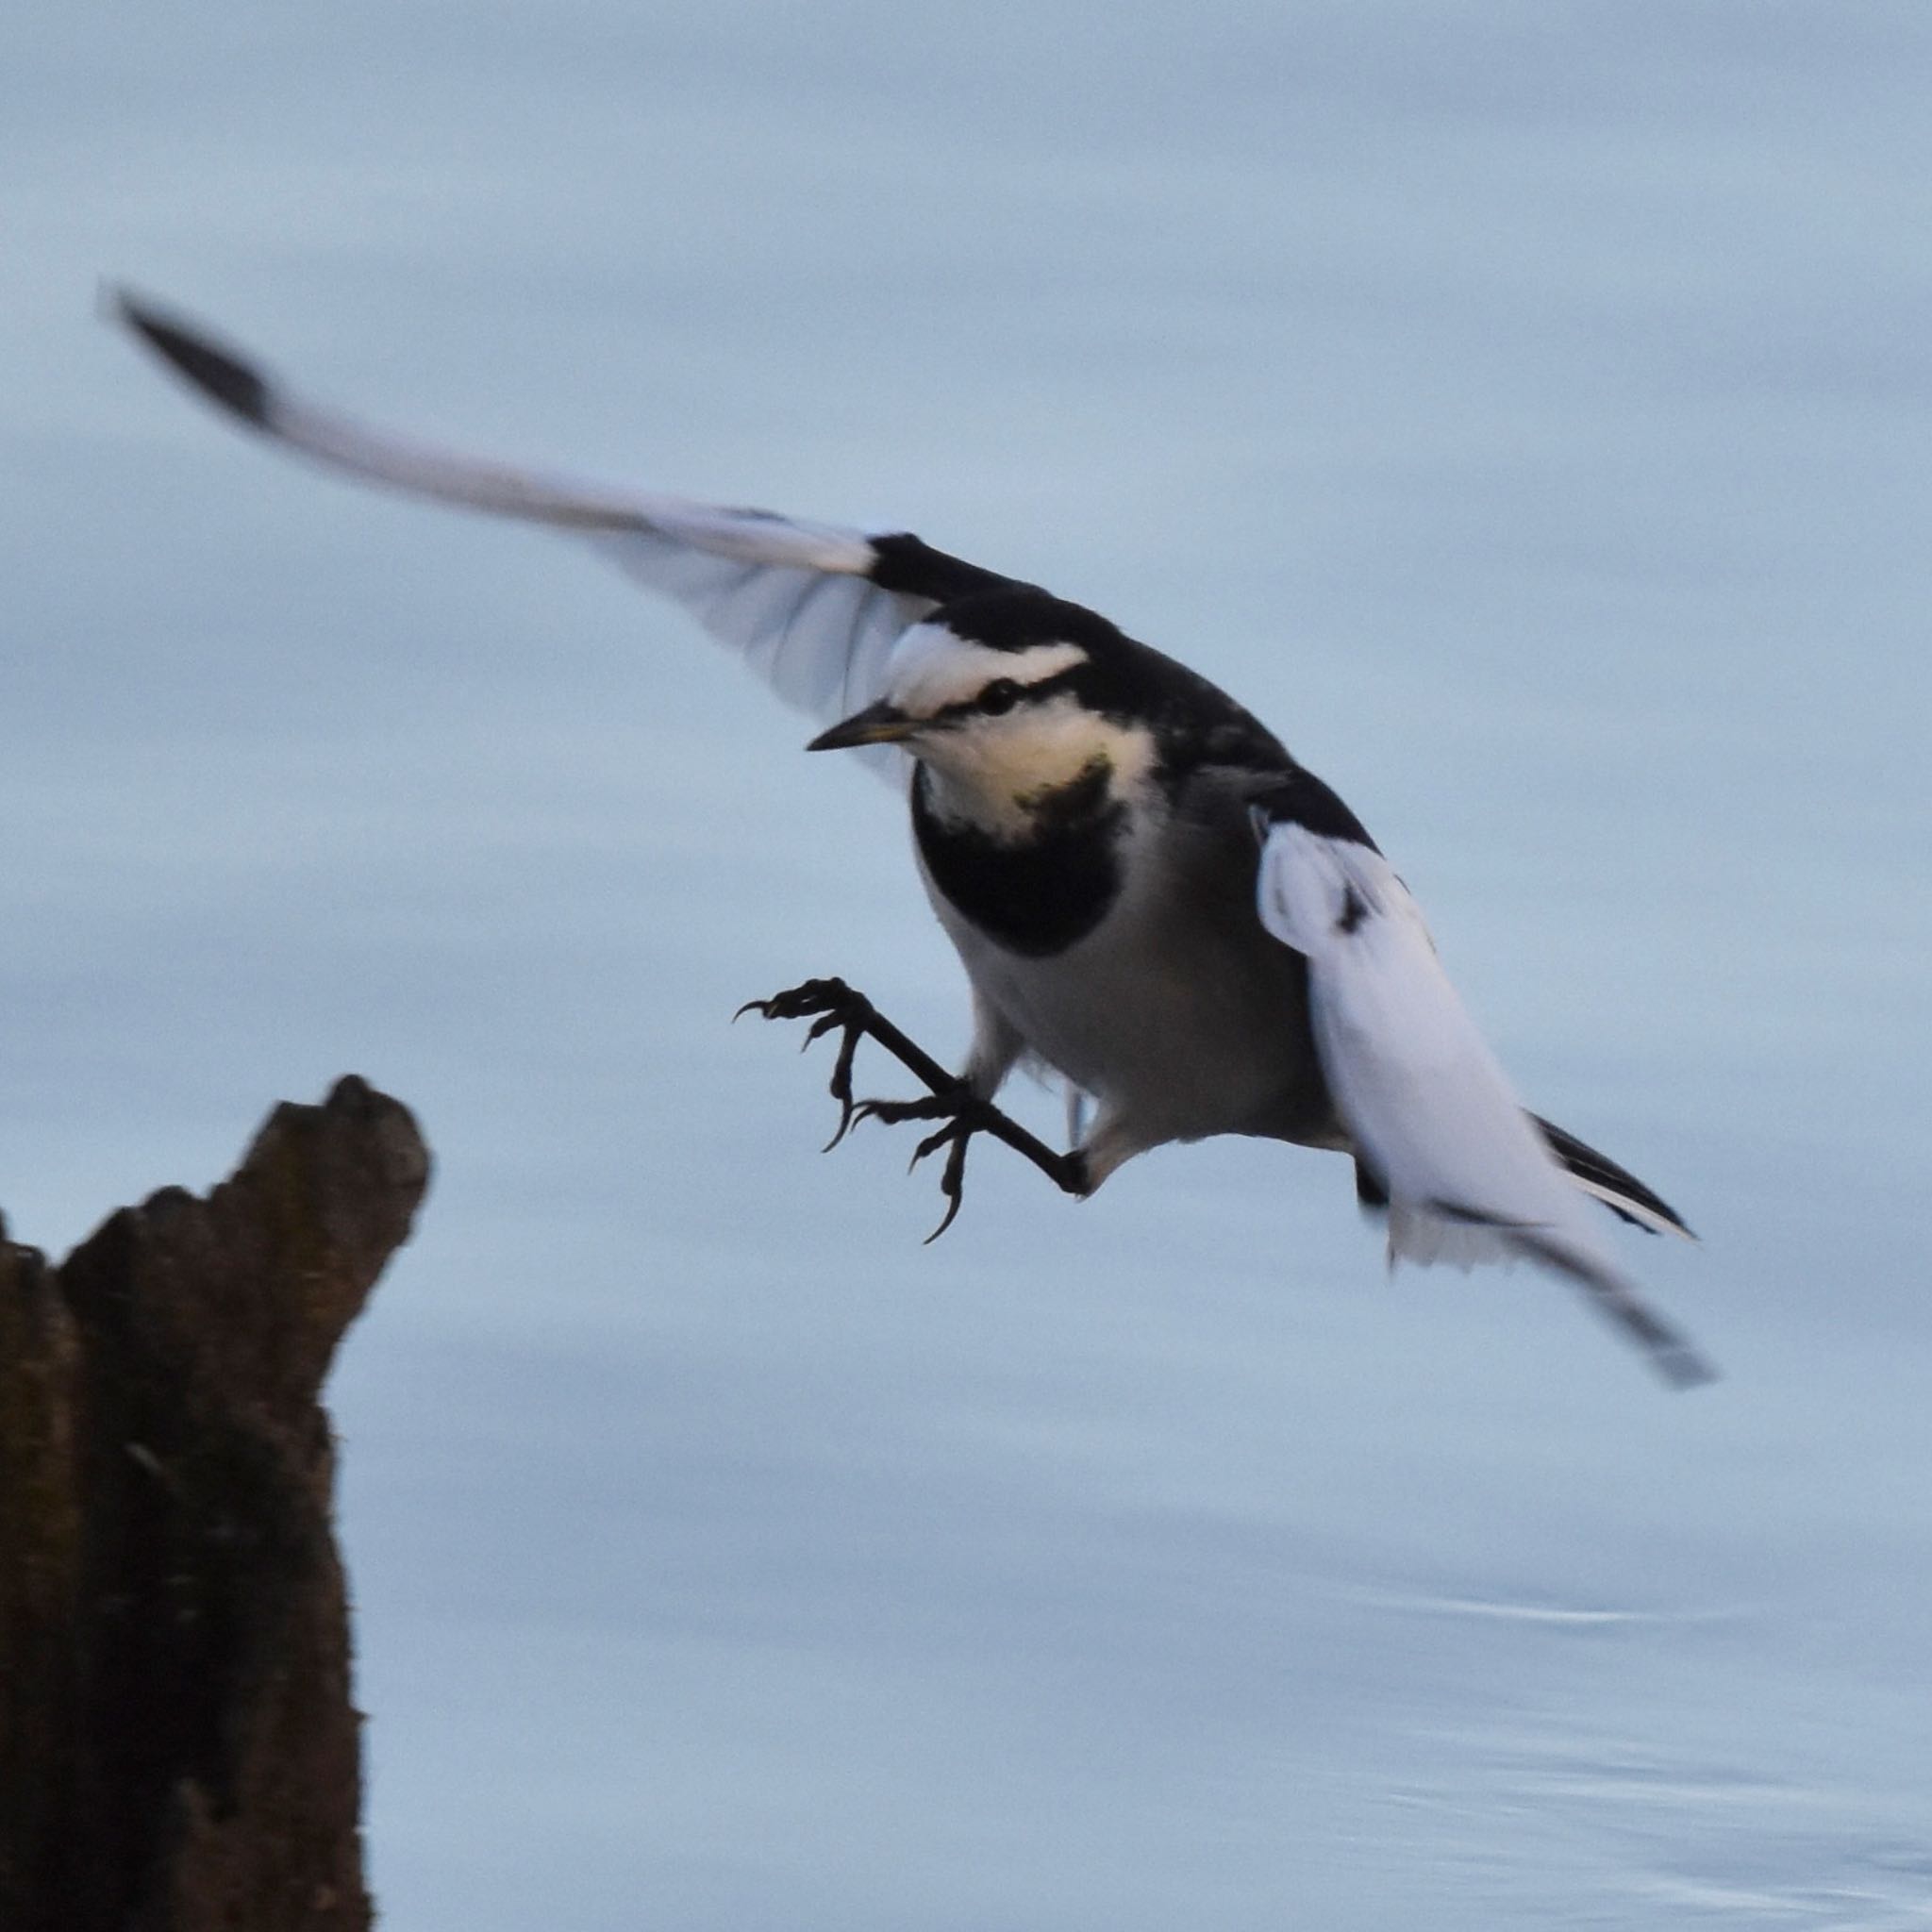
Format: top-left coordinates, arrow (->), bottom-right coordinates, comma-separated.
0,1076 -> 430,1932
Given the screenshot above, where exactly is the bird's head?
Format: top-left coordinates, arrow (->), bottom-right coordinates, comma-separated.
808,592 -> 1158,837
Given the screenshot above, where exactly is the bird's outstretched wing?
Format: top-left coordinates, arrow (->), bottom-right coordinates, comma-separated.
113,290 -> 1014,772
1252,788 -> 1712,1388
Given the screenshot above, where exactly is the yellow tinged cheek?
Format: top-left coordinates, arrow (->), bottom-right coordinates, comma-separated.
988,727 -> 1097,796
977,716 -> 1146,793
919,708 -> 1157,836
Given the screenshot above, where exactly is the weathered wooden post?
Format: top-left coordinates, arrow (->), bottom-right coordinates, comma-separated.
0,1077 -> 429,1932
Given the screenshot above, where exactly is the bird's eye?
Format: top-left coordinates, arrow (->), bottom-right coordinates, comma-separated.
977,679 -> 1021,716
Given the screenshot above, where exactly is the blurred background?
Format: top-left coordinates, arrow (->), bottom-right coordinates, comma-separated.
5,3 -> 1929,1924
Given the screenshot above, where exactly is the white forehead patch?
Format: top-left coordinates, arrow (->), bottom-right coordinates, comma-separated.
884,623 -> 1088,718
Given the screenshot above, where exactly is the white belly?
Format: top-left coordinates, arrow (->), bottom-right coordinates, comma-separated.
920,835 -> 1324,1148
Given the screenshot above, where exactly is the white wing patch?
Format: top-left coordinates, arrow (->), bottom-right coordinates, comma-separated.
116,291 -> 956,781
1257,823 -> 1712,1387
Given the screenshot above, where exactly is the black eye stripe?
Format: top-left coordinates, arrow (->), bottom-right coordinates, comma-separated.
927,663 -> 1086,726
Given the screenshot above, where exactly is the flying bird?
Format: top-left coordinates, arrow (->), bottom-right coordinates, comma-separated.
116,291 -> 1710,1386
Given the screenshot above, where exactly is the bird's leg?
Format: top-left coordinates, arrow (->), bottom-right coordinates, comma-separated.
736,976 -> 1089,1239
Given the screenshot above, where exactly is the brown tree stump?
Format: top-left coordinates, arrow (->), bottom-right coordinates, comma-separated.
0,1076 -> 430,1932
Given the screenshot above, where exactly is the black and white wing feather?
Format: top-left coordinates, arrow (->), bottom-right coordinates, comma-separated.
1254,808 -> 1712,1388
113,290 -> 1012,771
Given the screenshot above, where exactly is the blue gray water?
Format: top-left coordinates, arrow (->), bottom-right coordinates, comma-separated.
6,4 -> 1930,1924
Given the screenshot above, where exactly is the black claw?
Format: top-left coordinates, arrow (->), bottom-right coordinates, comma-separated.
742,974 -> 1084,1236
929,1130 -> 974,1242
822,1020 -> 868,1151
903,1114 -> 977,1242
737,978 -> 874,1151
924,1192 -> 965,1244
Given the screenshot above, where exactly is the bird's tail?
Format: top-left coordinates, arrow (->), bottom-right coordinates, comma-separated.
1533,1116 -> 1695,1241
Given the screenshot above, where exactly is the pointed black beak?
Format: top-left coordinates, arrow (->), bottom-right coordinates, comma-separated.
807,702 -> 921,752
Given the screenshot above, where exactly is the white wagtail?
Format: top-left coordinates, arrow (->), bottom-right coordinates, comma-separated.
117,291 -> 1709,1386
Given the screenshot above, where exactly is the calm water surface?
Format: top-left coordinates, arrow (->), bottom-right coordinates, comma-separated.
5,5 -> 1929,1925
